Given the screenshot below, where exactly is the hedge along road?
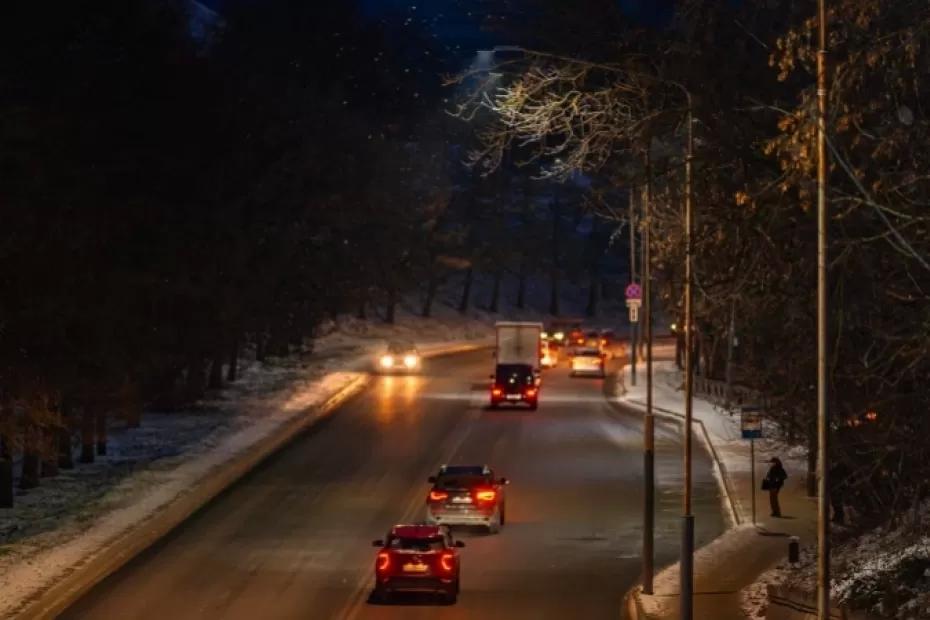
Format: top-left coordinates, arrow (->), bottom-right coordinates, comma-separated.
62,348 -> 725,620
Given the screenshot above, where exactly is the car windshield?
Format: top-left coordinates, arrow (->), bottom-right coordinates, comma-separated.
388,536 -> 445,552
495,365 -> 534,384
576,348 -> 600,356
387,342 -> 414,354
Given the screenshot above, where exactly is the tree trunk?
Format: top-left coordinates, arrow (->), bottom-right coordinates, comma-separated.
185,356 -> 206,400
385,286 -> 397,324
356,300 -> 367,320
515,258 -> 527,310
227,336 -> 239,382
0,434 -> 13,508
208,352 -> 224,390
549,197 -> 561,316
806,419 -> 818,497
255,334 -> 267,362
489,270 -> 502,313
458,267 -> 473,313
20,424 -> 40,489
80,407 -> 95,464
58,421 -> 74,470
96,410 -> 107,456
585,272 -> 599,317
41,425 -> 59,478
422,275 -> 437,318
675,331 -> 684,370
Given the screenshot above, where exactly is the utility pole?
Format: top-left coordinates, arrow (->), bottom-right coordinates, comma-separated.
816,0 -> 831,617
642,148 -> 655,594
629,189 -> 638,386
680,93 -> 695,620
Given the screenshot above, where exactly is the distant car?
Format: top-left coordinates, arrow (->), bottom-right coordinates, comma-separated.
425,465 -> 509,533
569,328 -> 586,346
571,347 -> 607,378
540,341 -> 559,368
489,363 -> 539,409
371,524 -> 464,603
378,341 -> 420,373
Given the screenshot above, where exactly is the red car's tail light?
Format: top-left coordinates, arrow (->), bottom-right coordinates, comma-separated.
429,490 -> 449,502
440,552 -> 455,572
376,551 -> 390,572
525,388 -> 537,397
491,386 -> 503,396
475,489 -> 497,502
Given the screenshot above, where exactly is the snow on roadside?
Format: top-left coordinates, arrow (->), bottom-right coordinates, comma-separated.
742,506 -> 930,620
0,307 -> 493,617
617,360 -> 807,525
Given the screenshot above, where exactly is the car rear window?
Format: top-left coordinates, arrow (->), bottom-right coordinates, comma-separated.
576,348 -> 600,356
388,536 -> 445,551
437,475 -> 491,489
496,365 -> 534,384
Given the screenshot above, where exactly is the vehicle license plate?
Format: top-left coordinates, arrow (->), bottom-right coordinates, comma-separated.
452,496 -> 472,503
506,394 -> 522,400
403,563 -> 428,573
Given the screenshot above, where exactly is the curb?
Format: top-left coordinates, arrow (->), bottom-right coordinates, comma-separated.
625,399 -> 742,528
15,374 -> 369,620
13,341 -> 488,619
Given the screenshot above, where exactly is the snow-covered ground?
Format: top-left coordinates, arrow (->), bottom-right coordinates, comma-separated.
618,359 -> 808,526
742,504 -> 930,620
0,301 -> 501,617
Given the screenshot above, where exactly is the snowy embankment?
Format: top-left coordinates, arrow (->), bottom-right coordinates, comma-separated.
0,308 -> 493,618
741,504 -> 930,620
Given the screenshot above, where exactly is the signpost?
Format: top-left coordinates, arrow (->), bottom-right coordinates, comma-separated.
625,283 -> 642,385
741,406 -> 764,525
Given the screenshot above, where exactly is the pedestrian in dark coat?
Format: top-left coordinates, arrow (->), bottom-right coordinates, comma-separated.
763,457 -> 788,517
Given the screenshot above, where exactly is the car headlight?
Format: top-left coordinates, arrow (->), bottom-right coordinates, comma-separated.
554,332 -> 564,341
403,354 -> 418,368
380,355 -> 394,368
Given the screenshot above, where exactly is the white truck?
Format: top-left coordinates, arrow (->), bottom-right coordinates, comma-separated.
490,322 -> 543,409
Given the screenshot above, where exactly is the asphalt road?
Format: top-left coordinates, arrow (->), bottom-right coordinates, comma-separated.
63,348 -> 725,620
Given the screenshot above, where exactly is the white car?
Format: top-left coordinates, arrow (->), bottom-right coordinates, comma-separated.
377,341 -> 421,373
570,347 -> 607,378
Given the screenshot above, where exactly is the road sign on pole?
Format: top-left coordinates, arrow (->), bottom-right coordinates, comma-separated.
626,298 -> 641,323
625,282 -> 642,301
740,407 -> 763,439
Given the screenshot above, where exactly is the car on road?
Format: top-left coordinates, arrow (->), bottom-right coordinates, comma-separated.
489,363 -> 539,409
425,465 -> 509,533
372,524 -> 464,603
540,340 -> 559,368
570,347 -> 607,378
377,340 -> 421,373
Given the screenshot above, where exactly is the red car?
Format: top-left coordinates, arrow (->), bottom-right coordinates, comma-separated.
371,524 -> 465,603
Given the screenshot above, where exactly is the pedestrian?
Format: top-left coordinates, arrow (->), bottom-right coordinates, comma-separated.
762,457 -> 788,517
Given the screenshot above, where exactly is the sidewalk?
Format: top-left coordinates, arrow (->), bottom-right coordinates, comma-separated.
618,361 -> 816,620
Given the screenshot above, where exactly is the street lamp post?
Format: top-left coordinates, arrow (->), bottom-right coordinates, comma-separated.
642,147 -> 655,595
816,0 -> 831,617
681,93 -> 696,620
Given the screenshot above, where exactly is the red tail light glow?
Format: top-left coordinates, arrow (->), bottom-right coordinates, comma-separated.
429,490 -> 449,502
440,552 -> 455,572
376,551 -> 390,572
491,386 -> 503,396
475,489 -> 497,502
525,388 -> 537,397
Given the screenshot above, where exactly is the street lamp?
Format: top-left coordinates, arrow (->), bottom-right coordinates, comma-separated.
467,46 -> 697,611
816,0 -> 831,618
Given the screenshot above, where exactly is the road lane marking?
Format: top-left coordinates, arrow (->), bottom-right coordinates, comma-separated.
335,405 -> 483,620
